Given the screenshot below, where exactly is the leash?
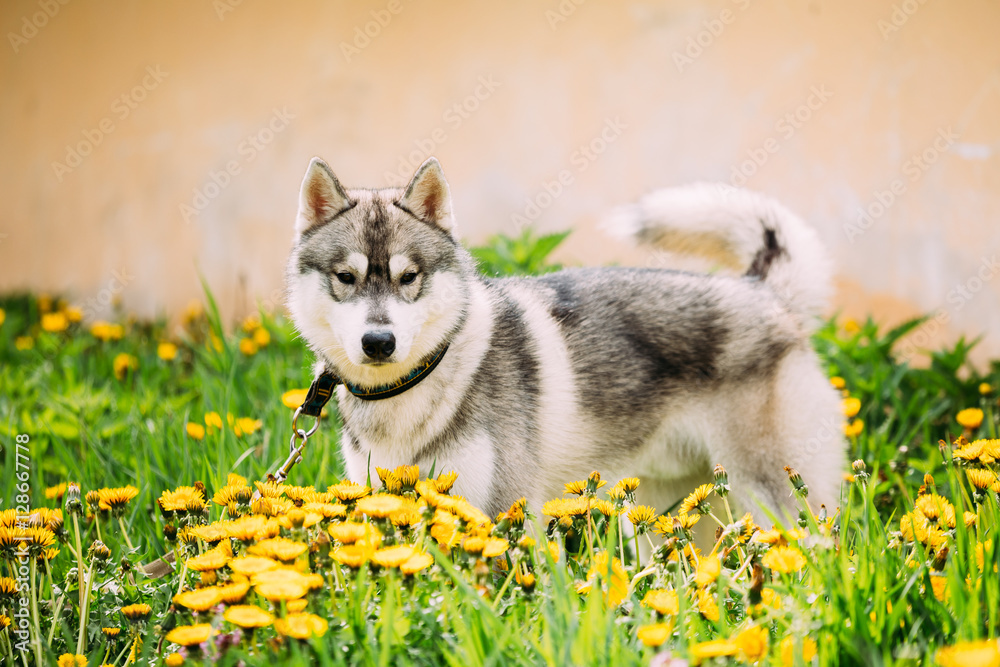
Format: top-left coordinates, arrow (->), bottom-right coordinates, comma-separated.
269,343 -> 449,485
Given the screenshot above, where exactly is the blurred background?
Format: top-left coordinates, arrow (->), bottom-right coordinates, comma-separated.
2,0 -> 999,363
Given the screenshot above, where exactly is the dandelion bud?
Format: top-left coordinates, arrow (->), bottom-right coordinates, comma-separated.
89,540 -> 111,561
784,466 -> 808,498
163,523 -> 177,542
931,545 -> 949,571
586,471 -> 602,495
852,460 -> 866,473
923,474 -> 936,489
747,563 -> 764,607
85,490 -> 102,516
65,483 -> 83,516
713,464 -> 730,497
817,504 -> 828,522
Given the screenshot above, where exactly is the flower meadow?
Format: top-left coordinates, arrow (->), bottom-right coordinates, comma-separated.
2,244 -> 1000,665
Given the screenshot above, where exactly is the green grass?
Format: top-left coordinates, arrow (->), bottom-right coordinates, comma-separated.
1,232 -> 999,666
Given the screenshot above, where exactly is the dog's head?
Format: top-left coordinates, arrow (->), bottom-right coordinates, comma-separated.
286,157 -> 471,388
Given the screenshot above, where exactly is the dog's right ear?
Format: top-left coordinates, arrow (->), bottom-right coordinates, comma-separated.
295,157 -> 352,236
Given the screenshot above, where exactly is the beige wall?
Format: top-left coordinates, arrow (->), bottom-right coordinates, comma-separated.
2,0 -> 999,362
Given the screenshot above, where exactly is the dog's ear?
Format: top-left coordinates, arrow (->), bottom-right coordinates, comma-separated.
398,157 -> 456,234
295,157 -> 352,236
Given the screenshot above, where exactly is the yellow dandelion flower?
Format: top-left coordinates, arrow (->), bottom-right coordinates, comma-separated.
158,486 -> 206,513
213,484 -> 254,507
617,477 -> 641,493
400,552 -> 434,575
204,412 -> 224,430
636,622 -> 673,648
780,636 -> 818,666
56,654 -> 87,667
735,624 -> 769,662
223,605 -> 273,629
282,389 -> 308,409
0,308 -> 4,327
233,417 -> 262,437
435,471 -> 459,493
255,579 -> 308,602
679,484 -> 714,515
120,603 -> 151,623
112,353 -> 138,380
627,505 -> 658,531
762,545 -> 807,574
936,640 -> 1000,667
158,342 -> 178,361
564,480 -> 587,495
165,623 -> 214,646
97,486 -> 139,514
542,497 -> 590,519
482,537 -> 509,558
239,338 -> 258,356
967,468 -> 998,490
356,494 -> 405,519
253,327 -> 270,347
697,588 -> 720,621
931,575 -> 948,601
642,589 -> 679,616
64,306 -> 83,322
185,422 -> 205,440
328,481 -> 371,503
218,580 -> 251,604
101,627 -> 121,639
691,639 -> 737,659
372,545 -> 418,568
164,653 -> 184,666
979,383 -> 993,395
273,613 -> 328,640
173,587 -> 222,612
45,483 -> 68,501
248,537 -> 309,562
328,522 -> 372,545
332,544 -> 374,569
829,376 -> 846,389
287,599 -> 308,613
579,551 -> 628,607
841,396 -> 861,418
695,555 -> 722,587
915,494 -> 956,527
844,419 -> 864,438
957,408 -> 985,430
91,321 -> 124,341
185,548 -> 229,572
228,555 -> 280,577
41,312 -> 69,333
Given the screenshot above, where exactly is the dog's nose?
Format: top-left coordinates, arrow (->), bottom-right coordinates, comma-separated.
361,331 -> 396,360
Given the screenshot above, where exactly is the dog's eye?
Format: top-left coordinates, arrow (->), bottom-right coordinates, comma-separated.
335,272 -> 355,285
400,272 -> 418,285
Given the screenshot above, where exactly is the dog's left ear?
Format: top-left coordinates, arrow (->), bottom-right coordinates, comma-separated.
398,158 -> 456,234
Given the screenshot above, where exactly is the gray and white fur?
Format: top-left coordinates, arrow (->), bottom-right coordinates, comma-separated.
286,158 -> 846,521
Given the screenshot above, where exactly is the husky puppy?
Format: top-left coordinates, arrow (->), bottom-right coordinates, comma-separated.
286,157 -> 846,520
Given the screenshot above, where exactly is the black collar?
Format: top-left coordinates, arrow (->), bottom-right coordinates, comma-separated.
298,344 -> 449,412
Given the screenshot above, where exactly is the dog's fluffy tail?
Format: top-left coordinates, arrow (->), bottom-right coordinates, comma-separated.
606,183 -> 832,326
